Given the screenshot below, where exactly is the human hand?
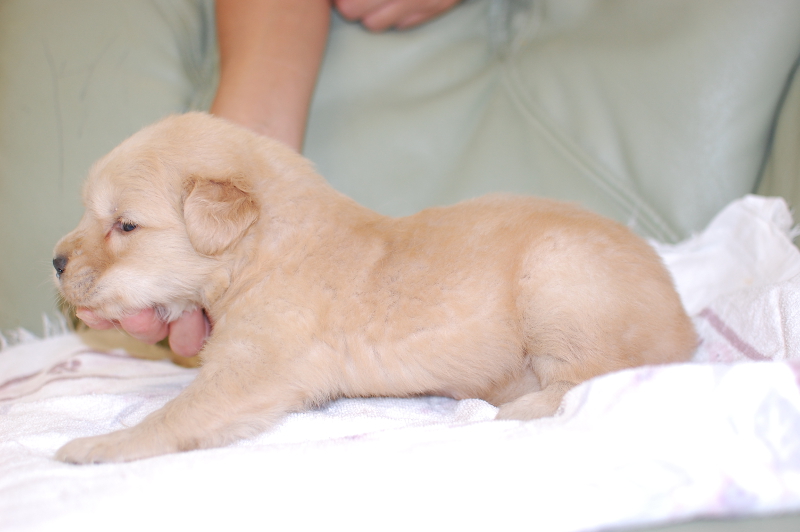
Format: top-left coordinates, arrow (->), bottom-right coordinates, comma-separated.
76,307 -> 210,357
334,0 -> 463,32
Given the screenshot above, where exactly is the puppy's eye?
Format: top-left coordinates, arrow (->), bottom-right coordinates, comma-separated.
118,221 -> 138,233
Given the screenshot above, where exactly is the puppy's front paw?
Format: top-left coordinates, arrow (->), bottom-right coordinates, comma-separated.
56,428 -> 176,464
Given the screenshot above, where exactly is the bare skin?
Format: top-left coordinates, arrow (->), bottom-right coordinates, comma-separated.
78,0 -> 464,357
335,0 -> 463,31
76,307 -> 210,357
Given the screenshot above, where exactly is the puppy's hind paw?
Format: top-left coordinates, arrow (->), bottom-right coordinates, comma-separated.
495,382 -> 574,421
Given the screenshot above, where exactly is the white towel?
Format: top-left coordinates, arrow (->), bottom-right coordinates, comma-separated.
1,195 -> 800,532
654,195 -> 800,363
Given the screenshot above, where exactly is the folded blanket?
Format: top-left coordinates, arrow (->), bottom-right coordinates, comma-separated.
1,195 -> 799,532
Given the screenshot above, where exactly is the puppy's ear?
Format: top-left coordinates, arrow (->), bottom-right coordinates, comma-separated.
183,177 -> 259,255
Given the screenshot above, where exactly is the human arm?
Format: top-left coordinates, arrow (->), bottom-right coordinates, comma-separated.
210,0 -> 331,150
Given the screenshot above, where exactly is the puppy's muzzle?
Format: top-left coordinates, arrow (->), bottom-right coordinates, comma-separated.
53,255 -> 68,279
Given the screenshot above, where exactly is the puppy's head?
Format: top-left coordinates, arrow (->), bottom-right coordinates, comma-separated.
53,113 -> 260,322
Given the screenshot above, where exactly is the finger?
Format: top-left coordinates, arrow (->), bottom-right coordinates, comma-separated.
334,0 -> 388,21
360,0 -> 411,31
118,308 -> 169,345
369,0 -> 463,31
396,10 -> 437,29
167,308 -> 210,357
75,308 -> 115,330
395,12 -> 428,29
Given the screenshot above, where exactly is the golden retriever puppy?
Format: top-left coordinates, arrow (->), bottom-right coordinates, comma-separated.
53,112 -> 697,463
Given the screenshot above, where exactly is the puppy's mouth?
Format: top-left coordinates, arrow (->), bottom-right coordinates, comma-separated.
58,268 -> 197,324
53,258 -> 129,321
56,269 -> 100,308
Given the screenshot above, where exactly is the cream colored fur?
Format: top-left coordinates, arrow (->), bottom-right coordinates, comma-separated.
53,112 -> 697,463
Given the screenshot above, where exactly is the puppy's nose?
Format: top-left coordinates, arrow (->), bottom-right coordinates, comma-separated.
53,256 -> 68,278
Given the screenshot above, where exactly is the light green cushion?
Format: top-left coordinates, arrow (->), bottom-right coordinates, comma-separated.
308,0 -> 800,241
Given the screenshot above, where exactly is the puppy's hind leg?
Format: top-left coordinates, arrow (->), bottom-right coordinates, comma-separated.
496,381 -> 574,420
494,332 -> 594,421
